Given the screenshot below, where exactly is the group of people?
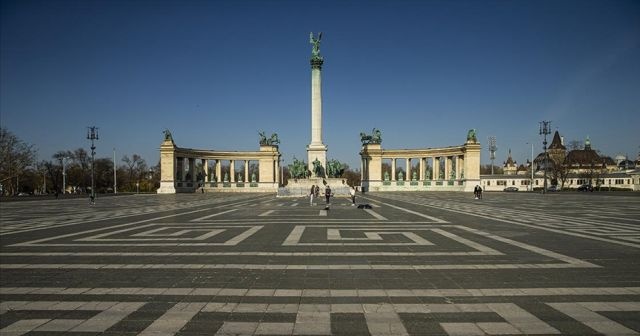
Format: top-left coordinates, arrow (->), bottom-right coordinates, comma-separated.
310,182 -> 357,207
474,185 -> 483,199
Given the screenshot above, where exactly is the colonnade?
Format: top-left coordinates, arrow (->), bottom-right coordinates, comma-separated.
158,135 -> 281,193
361,155 -> 465,182
359,140 -> 481,192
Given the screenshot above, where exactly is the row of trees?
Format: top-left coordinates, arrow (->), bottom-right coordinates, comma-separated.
0,128 -> 158,196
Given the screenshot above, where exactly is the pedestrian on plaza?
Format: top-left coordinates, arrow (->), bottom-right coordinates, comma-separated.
349,185 -> 356,206
89,194 -> 95,205
474,185 -> 480,199
315,185 -> 320,199
310,184 -> 315,205
478,185 -> 483,199
325,185 -> 331,205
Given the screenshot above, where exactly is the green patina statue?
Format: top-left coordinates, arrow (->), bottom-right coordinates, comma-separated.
312,158 -> 324,177
310,32 -> 322,59
288,157 -> 309,179
163,129 -> 173,141
259,131 -> 280,146
466,129 -> 477,143
384,171 -> 390,181
326,159 -> 346,178
360,128 -> 382,145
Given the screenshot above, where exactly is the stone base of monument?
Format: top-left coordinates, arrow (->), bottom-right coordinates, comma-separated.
277,177 -> 350,197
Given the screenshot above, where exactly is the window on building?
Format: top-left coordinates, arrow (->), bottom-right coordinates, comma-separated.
497,180 -> 506,186
615,179 -> 624,185
520,180 -> 530,186
486,181 -> 491,186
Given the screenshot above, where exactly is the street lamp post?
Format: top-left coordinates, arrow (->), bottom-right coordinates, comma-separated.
62,157 -> 69,194
526,142 -> 534,191
87,126 -> 99,204
539,121 -> 551,194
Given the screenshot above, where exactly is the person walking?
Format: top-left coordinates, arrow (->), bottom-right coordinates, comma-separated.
325,185 -> 331,205
349,185 -> 356,206
310,184 -> 315,205
315,185 -> 319,199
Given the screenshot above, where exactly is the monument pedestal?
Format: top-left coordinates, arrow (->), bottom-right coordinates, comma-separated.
307,144 -> 327,178
278,177 -> 349,197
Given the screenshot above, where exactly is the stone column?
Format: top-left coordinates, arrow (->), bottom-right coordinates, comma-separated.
274,159 -> 280,185
215,160 -> 221,183
391,159 -> 396,181
445,157 -> 451,180
202,159 -> 208,182
230,160 -> 235,183
406,158 -> 411,180
307,55 -> 327,175
419,158 -> 425,181
434,157 -> 440,180
244,160 -> 249,183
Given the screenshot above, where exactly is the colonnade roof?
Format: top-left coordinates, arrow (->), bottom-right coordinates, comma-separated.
361,144 -> 477,157
174,147 -> 280,160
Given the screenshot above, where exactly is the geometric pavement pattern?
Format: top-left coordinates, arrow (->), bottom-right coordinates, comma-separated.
1,192 -> 639,335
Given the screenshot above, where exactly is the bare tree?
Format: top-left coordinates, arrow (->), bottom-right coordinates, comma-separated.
122,154 -> 145,191
0,128 -> 37,195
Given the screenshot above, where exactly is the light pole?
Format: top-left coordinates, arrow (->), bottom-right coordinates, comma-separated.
113,148 -> 117,194
526,142 -> 534,191
488,136 -> 497,175
539,121 -> 551,194
62,157 -> 69,194
87,126 -> 99,204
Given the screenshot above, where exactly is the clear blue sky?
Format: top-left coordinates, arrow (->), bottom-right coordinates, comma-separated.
2,0 -> 639,170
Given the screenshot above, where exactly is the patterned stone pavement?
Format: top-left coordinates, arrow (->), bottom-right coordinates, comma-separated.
1,191 -> 639,335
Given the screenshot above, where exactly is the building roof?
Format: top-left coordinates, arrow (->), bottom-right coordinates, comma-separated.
548,131 -> 566,150
565,148 -> 601,165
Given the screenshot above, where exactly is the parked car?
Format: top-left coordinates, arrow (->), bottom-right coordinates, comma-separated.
503,187 -> 519,192
547,185 -> 559,192
577,184 -> 594,192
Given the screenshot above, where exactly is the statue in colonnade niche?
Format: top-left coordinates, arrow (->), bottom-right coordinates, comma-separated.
412,171 -> 417,181
460,169 -> 464,179
398,171 -> 404,181
424,169 -> 431,180
251,173 -> 256,183
384,171 -> 390,181
223,172 -> 229,183
450,170 -> 456,180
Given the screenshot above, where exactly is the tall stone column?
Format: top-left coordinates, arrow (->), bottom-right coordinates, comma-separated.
307,32 -> 327,177
391,159 -> 396,181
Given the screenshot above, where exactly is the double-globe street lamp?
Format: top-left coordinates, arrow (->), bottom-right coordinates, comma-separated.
87,126 -> 99,204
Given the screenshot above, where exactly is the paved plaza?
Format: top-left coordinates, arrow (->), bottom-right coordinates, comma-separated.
1,191 -> 639,335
